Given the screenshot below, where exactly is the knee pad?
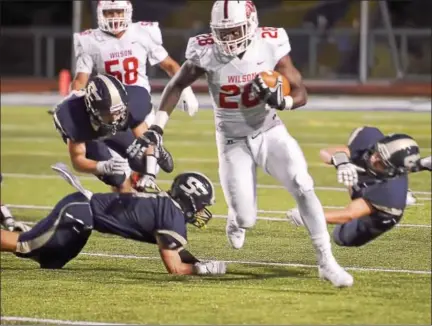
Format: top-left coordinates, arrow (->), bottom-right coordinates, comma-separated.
293,172 -> 314,196
332,225 -> 345,246
229,208 -> 256,229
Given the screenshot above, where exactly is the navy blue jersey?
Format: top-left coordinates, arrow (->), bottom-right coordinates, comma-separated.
53,85 -> 151,143
90,192 -> 187,249
348,126 -> 408,219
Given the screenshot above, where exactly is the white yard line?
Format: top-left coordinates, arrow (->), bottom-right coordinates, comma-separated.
82,252 -> 431,275
2,173 -> 431,196
0,316 -> 129,325
8,204 -> 431,228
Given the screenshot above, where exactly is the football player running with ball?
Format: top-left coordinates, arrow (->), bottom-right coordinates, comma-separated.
128,0 -> 353,287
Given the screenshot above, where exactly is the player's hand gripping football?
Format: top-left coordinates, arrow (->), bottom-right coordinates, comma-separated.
194,261 -> 227,275
252,74 -> 286,110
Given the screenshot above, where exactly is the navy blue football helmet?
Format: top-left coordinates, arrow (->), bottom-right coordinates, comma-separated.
84,74 -> 128,136
367,133 -> 421,178
169,172 -> 215,228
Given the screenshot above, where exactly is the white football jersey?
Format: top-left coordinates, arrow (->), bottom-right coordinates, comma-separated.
185,27 -> 291,138
74,22 -> 168,93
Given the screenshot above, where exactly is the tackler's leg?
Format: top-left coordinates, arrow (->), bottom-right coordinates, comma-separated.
262,125 -> 353,287
333,215 -> 399,247
15,192 -> 93,269
217,133 -> 258,249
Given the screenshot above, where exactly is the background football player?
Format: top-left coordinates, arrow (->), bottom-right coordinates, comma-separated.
129,0 -> 353,287
53,73 -> 172,193
0,163 -> 226,276
69,0 -> 198,117
287,126 -> 431,247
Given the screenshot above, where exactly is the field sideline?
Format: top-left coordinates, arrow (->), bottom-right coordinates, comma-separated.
1,107 -> 431,325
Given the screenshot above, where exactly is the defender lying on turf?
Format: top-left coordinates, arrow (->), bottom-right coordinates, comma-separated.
0,164 -> 226,276
287,126 -> 431,247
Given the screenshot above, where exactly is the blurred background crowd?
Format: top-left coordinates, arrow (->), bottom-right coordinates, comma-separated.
1,0 -> 431,82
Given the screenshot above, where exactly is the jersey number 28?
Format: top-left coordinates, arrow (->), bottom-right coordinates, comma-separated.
104,57 -> 139,84
219,84 -> 260,109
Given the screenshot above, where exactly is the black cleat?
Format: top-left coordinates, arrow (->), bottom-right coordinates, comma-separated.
158,145 -> 174,173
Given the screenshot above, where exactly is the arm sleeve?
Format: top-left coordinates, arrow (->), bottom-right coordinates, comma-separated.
73,33 -> 94,74
142,23 -> 169,66
185,36 -> 204,68
274,28 -> 291,63
155,229 -> 187,250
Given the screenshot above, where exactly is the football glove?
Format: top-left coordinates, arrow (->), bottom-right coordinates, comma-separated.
136,174 -> 159,192
194,261 -> 227,275
95,157 -> 129,175
286,208 -> 304,227
126,126 -> 164,161
252,74 -> 286,111
331,152 -> 364,187
157,145 -> 174,173
13,221 -> 32,232
135,155 -> 160,192
178,86 -> 199,117
418,156 -> 431,172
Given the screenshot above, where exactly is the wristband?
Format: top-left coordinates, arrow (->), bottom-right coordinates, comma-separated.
153,110 -> 169,130
145,155 -> 158,176
331,152 -> 350,167
284,95 -> 294,110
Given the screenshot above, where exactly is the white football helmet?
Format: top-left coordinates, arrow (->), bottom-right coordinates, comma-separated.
210,0 -> 259,56
97,0 -> 133,35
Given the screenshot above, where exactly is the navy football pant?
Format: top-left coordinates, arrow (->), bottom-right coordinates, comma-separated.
333,215 -> 399,247
16,192 -> 93,269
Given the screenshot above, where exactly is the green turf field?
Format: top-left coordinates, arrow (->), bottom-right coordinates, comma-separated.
1,107 -> 431,325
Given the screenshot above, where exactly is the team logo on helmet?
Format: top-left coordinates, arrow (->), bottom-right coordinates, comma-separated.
245,0 -> 256,18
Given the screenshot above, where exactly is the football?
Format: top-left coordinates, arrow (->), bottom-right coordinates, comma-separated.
259,70 -> 291,96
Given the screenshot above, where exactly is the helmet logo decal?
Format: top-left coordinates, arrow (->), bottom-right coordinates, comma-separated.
86,81 -> 102,101
180,177 -> 209,197
245,0 -> 256,18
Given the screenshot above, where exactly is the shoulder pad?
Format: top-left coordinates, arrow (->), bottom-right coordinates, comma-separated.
73,29 -> 98,52
134,21 -> 163,44
185,33 -> 215,68
258,27 -> 289,44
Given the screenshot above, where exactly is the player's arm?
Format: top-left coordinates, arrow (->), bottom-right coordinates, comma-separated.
324,198 -> 375,224
0,229 -> 19,252
153,60 -> 205,130
274,55 -> 307,109
158,56 -> 181,77
156,232 -> 226,276
72,73 -> 90,91
157,245 -> 196,275
68,141 -> 99,174
319,146 -> 351,164
71,33 -> 93,91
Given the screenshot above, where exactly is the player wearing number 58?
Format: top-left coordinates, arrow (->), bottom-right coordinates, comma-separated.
71,0 -> 199,117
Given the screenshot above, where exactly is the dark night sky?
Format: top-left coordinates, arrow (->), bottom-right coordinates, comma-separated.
1,1 -> 72,26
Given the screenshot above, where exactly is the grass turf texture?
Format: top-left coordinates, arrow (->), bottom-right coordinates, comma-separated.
1,107 -> 431,325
